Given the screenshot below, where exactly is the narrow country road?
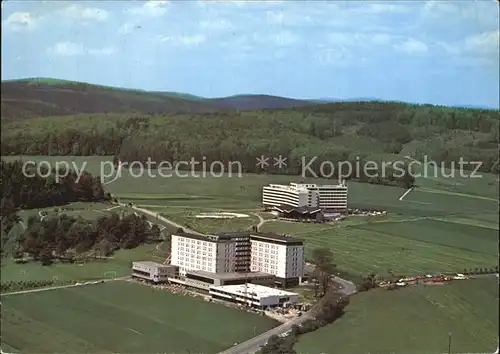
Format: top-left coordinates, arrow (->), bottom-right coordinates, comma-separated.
398,187 -> 413,201
253,213 -> 265,229
119,203 -> 203,235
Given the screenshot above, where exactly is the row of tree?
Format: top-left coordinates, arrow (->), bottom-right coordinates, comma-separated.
13,213 -> 161,265
463,267 -> 498,275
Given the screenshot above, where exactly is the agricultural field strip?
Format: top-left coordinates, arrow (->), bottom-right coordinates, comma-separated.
417,187 -> 498,202
298,227 -> 496,274
3,284 -> 192,346
2,307 -> 106,353
295,279 -> 498,353
1,281 -> 277,353
351,224 -> 497,257
420,291 -> 492,349
305,225 -> 495,258
1,278 -> 127,297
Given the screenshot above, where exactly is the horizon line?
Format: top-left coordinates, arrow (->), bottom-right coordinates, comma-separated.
2,76 -> 499,110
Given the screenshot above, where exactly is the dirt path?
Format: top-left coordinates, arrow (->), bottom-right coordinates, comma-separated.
126,204 -> 203,235
399,187 -> 413,201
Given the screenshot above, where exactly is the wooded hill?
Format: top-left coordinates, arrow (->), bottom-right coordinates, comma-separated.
0,160 -> 111,260
1,78 -> 318,121
2,101 -> 498,184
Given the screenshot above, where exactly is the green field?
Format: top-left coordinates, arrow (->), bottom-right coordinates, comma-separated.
1,155 -> 498,354
3,156 -> 498,279
1,281 -> 278,353
1,244 -> 161,282
296,278 -> 499,354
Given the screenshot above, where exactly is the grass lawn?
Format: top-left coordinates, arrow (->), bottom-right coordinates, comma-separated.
261,216 -> 498,276
1,281 -> 278,353
1,244 -> 160,282
156,207 -> 260,234
295,278 -> 499,354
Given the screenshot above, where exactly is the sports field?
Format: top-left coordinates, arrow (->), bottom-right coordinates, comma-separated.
295,278 -> 499,354
1,281 -> 278,353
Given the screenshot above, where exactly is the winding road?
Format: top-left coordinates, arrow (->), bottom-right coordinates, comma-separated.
118,203 -> 203,235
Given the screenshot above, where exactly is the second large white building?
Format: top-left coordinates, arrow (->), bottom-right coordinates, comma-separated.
170,231 -> 304,287
262,182 -> 348,212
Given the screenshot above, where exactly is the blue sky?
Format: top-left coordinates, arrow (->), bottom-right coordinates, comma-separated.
1,0 -> 499,107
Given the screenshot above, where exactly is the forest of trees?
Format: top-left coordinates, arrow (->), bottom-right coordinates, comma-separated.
2,102 -> 498,183
14,212 -> 161,265
0,160 -> 111,260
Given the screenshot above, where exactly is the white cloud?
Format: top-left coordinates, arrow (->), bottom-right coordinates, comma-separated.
47,42 -> 85,56
359,3 -> 411,14
199,18 -> 232,32
3,12 -> 38,31
265,9 -> 313,26
394,38 -> 428,54
422,0 -> 458,17
128,1 -> 169,18
314,47 -> 351,67
371,33 -> 393,45
2,4 -> 108,31
266,11 -> 285,24
272,31 -> 299,46
159,34 -> 206,46
88,47 -> 115,56
118,23 -> 143,35
47,42 -> 114,56
421,0 -> 498,28
58,4 -> 108,22
464,30 -> 499,54
327,32 -> 396,47
435,42 -> 461,55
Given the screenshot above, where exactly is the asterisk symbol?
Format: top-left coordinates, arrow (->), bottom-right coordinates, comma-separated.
273,155 -> 288,169
256,155 -> 269,169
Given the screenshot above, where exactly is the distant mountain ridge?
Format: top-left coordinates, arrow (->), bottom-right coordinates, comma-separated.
1,78 -> 322,121
1,78 -> 497,121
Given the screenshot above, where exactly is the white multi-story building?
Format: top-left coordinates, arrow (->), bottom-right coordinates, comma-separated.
171,233 -> 236,276
262,182 -> 347,212
170,231 -> 305,288
250,233 -> 304,287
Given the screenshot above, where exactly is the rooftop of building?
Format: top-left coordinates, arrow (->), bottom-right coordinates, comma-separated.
174,230 -> 303,245
132,261 -> 172,268
174,231 -> 235,242
265,181 -> 346,190
187,270 -> 274,280
210,283 -> 299,297
214,231 -> 303,244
